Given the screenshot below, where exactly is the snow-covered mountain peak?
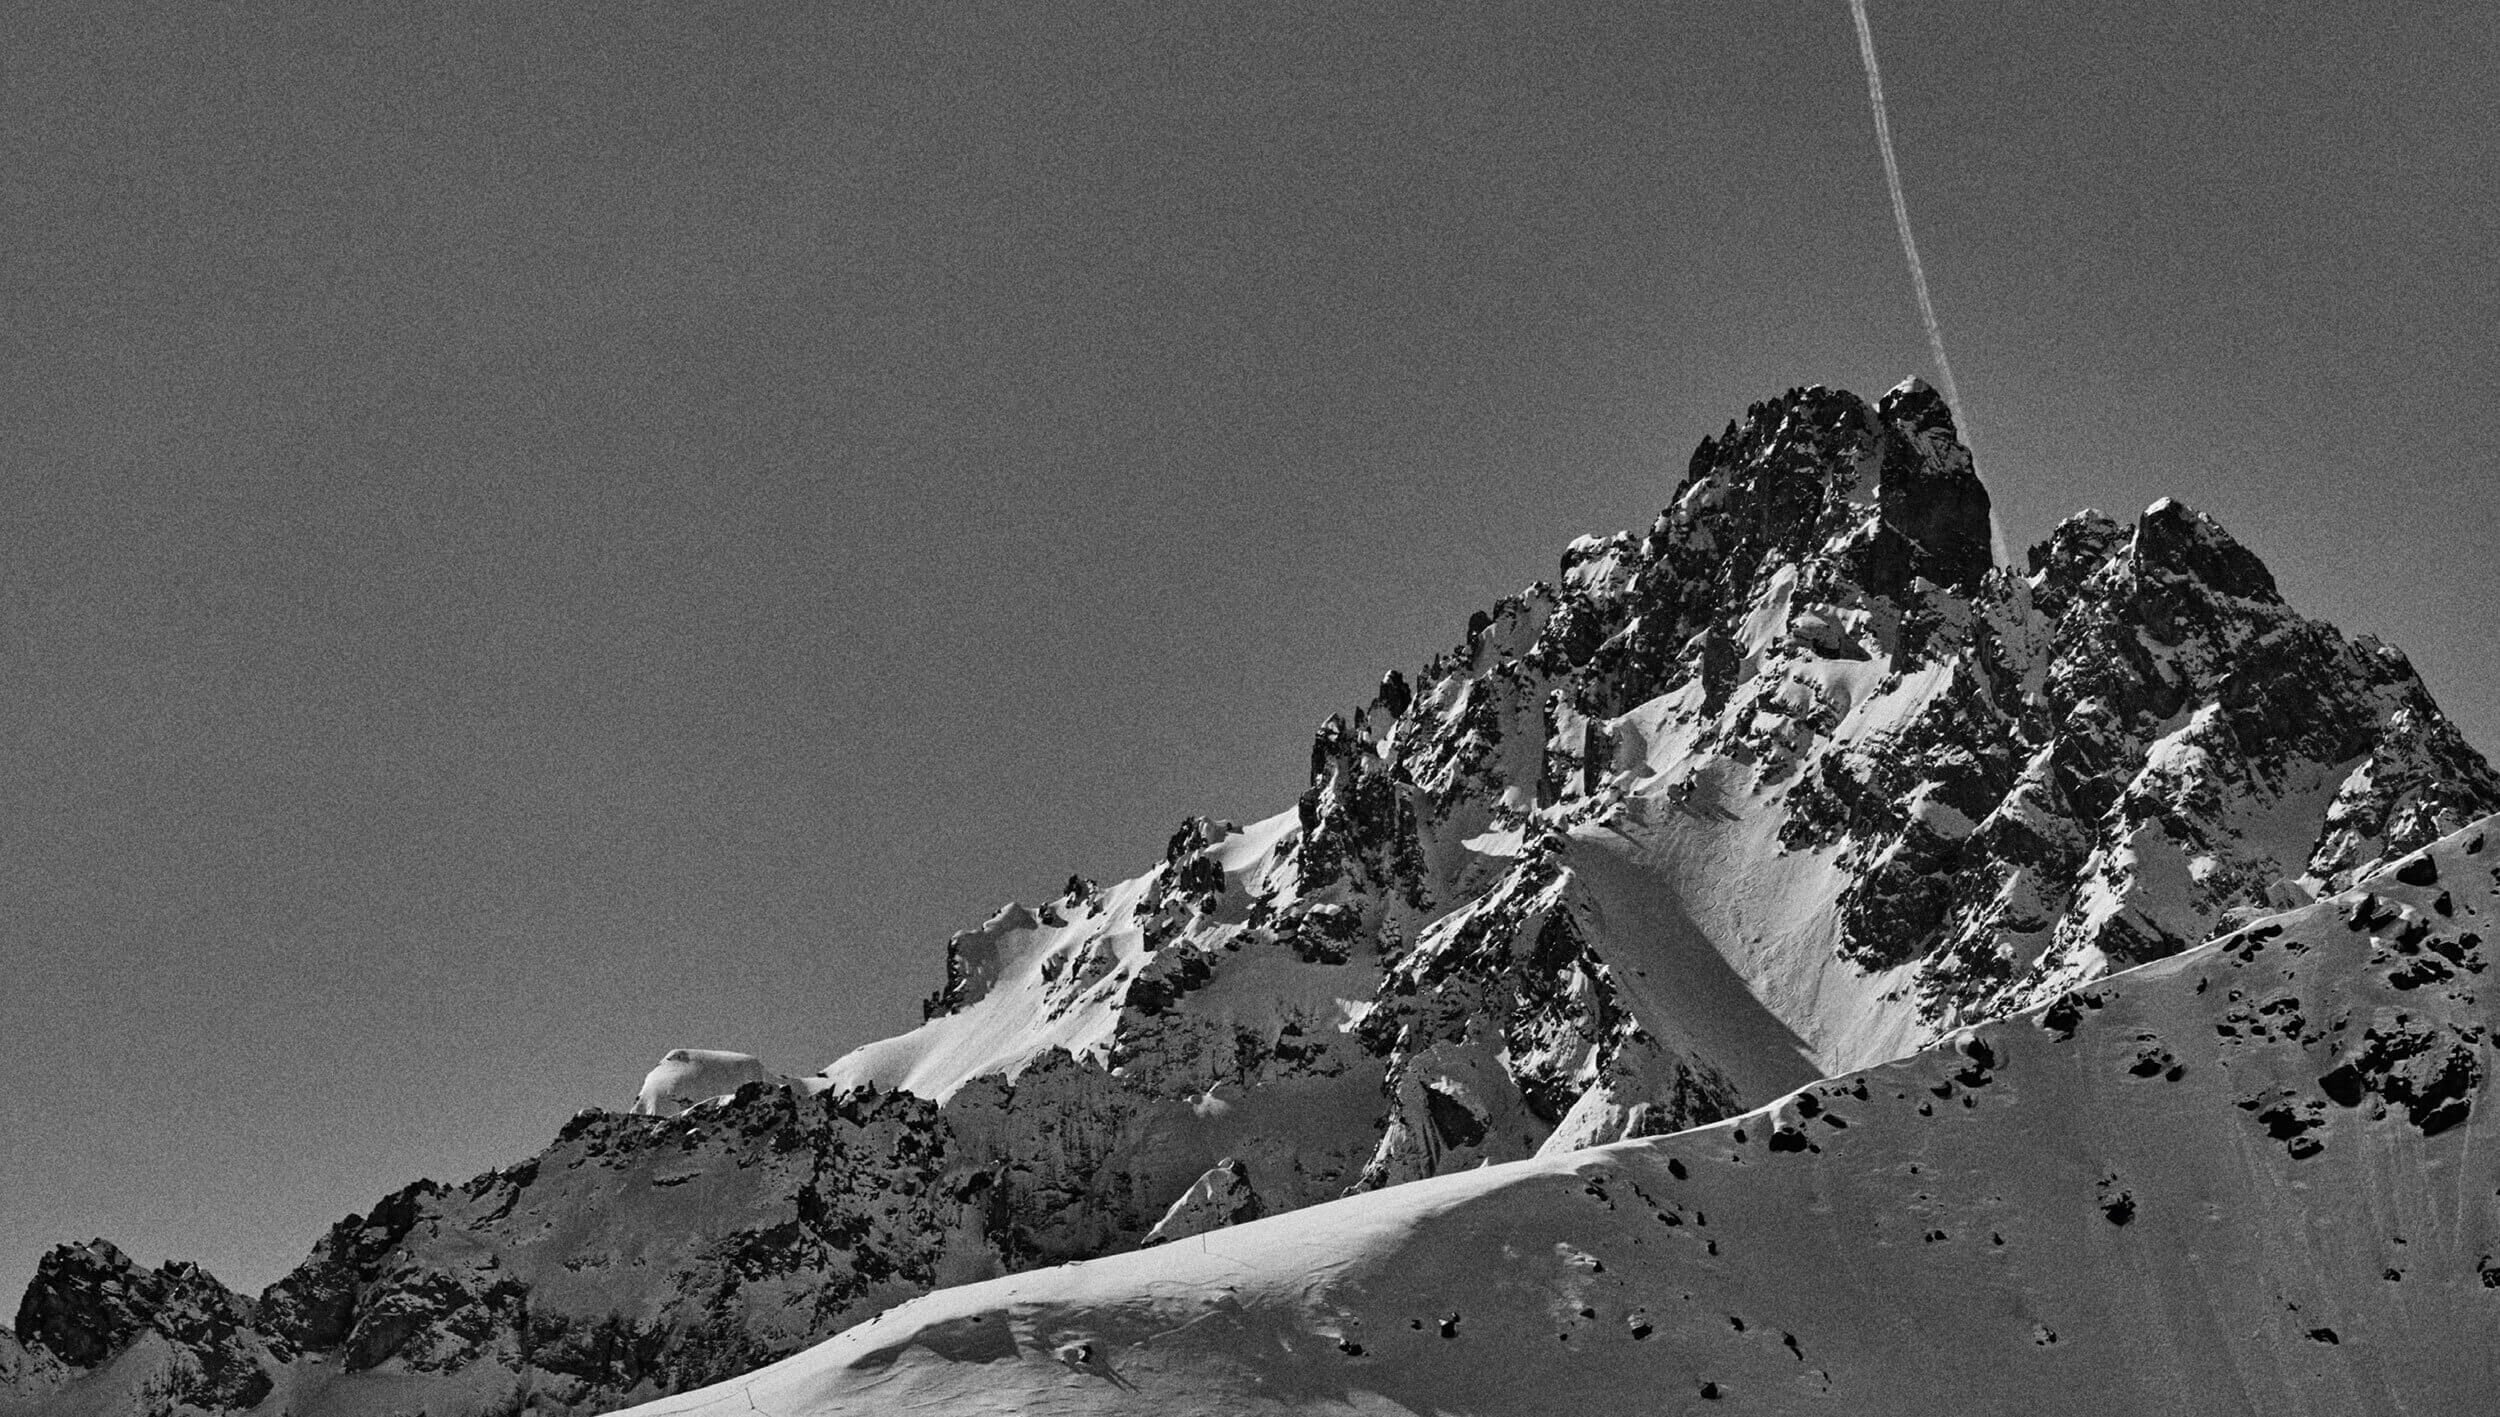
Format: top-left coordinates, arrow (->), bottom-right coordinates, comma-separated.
11,382 -> 2491,1417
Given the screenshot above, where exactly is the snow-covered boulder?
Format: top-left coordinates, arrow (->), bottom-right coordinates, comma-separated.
631,1048 -> 786,1116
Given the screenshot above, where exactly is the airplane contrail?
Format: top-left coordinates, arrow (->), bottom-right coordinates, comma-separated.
1847,0 -> 2007,565
1847,0 -> 1960,430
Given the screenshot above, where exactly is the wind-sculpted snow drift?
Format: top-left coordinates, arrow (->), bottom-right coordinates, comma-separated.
10,381 -> 2494,1417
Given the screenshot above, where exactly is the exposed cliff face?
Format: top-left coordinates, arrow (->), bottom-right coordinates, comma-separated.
14,381 -> 2493,1417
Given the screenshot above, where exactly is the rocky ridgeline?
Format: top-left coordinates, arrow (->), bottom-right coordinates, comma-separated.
10,1245 -> 267,1411
709,819 -> 2500,1416
11,381 -> 2492,1417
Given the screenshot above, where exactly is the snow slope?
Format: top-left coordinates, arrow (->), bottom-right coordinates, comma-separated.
13,381 -> 2494,1417
622,817 -> 2500,1416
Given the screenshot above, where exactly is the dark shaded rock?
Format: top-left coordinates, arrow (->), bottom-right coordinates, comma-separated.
2132,498 -> 2279,603
14,1241 -> 153,1369
1376,669 -> 1413,718
2027,511 -> 2129,614
2330,1023 -> 2484,1135
1859,379 -> 1994,597
13,1242 -> 274,1409
259,1179 -> 440,1351
1422,1084 -> 1488,1151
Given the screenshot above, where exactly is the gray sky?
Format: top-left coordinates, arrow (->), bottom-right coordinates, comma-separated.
6,2 -> 2495,1302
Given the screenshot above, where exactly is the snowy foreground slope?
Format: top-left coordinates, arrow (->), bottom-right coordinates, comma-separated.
624,820 -> 2500,1416
10,381 -> 2495,1417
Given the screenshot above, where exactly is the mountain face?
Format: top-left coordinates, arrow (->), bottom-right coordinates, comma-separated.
11,380 -> 2492,1417
630,818 -> 2500,1416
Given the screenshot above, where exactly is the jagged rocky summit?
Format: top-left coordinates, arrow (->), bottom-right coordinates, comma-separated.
11,380 -> 2493,1417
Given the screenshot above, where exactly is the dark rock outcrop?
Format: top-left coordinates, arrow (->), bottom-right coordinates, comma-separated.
13,1242 -> 276,1410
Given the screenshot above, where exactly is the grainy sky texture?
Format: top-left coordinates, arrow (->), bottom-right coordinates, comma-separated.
5,2 -> 2495,1301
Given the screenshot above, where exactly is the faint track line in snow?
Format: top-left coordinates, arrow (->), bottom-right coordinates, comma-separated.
2454,1111 -> 2476,1250
649,1383 -> 771,1417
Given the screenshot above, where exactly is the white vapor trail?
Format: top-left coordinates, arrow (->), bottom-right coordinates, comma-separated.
1848,0 -> 2007,565
1847,0 -> 1959,426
